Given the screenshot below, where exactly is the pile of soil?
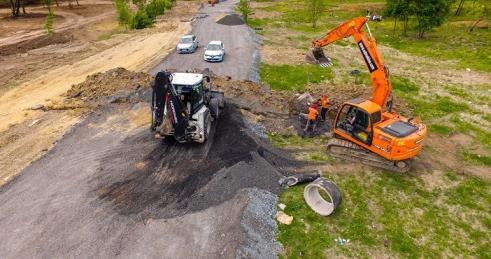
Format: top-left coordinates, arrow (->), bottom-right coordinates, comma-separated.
66,67 -> 153,102
213,76 -> 298,135
216,13 -> 245,26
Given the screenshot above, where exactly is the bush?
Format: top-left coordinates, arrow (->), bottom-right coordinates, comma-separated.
128,10 -> 153,29
237,0 -> 252,23
145,0 -> 168,19
115,0 -> 130,26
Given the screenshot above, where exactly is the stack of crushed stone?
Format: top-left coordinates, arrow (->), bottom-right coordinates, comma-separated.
216,13 -> 245,26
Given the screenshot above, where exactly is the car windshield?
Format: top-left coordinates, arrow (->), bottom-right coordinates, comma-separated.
180,37 -> 193,43
207,44 -> 221,50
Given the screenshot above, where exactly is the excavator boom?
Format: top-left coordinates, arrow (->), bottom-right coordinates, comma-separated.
306,17 -> 427,172
307,17 -> 391,110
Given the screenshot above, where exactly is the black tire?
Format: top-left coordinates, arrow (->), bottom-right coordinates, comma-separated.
218,95 -> 225,109
204,113 -> 211,141
209,98 -> 219,119
150,89 -> 157,131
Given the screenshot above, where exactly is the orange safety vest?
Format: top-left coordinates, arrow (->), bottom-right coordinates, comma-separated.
308,107 -> 319,120
321,98 -> 330,109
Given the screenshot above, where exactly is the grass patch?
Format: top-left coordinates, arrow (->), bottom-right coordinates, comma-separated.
428,124 -> 454,136
268,134 -> 329,148
96,27 -> 127,41
260,63 -> 333,91
391,76 -> 419,94
461,151 -> 491,166
446,176 -> 491,211
405,95 -> 471,120
277,172 -> 491,258
451,116 -> 491,149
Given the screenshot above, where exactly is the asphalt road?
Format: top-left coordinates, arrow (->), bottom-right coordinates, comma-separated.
0,1 -> 285,258
149,0 -> 260,81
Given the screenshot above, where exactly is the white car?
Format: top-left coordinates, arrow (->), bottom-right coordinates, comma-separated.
177,35 -> 198,54
203,41 -> 225,62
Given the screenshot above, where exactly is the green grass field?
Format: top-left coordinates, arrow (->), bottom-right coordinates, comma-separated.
270,135 -> 491,259
252,0 -> 491,258
251,0 -> 491,72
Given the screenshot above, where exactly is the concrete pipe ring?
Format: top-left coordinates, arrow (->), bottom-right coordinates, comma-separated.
303,178 -> 342,216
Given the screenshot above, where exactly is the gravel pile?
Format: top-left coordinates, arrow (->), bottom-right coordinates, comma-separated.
216,14 -> 245,26
236,188 -> 282,259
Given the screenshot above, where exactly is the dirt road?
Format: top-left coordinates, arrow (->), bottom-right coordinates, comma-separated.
150,0 -> 260,81
0,1 -> 286,258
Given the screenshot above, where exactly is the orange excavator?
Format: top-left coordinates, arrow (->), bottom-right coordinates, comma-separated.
306,16 -> 427,172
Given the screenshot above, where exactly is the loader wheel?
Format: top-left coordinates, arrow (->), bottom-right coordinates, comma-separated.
210,98 -> 219,119
150,90 -> 157,131
204,113 -> 211,141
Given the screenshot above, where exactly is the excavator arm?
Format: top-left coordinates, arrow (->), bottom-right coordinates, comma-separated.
308,17 -> 392,110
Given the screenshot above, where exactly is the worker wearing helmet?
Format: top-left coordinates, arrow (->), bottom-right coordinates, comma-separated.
320,95 -> 330,121
304,102 -> 319,135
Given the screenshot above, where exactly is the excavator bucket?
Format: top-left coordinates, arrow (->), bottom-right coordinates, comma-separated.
305,48 -> 332,67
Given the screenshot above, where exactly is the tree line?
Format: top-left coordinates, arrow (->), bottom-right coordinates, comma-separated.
385,0 -> 490,38
115,0 -> 175,29
8,0 -> 79,17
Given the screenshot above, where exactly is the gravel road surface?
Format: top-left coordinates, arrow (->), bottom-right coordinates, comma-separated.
149,0 -> 260,81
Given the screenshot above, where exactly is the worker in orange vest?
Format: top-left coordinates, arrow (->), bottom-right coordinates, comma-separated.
320,95 -> 330,121
304,102 -> 319,134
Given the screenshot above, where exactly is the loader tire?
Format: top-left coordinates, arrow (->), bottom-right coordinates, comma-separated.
204,113 -> 211,141
210,98 -> 219,119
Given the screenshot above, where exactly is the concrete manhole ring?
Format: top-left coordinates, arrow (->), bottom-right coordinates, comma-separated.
303,178 -> 342,216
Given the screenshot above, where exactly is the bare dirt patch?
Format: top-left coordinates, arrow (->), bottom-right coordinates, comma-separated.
261,45 -> 306,65
0,1 -> 200,187
0,12 -> 65,38
0,111 -> 80,186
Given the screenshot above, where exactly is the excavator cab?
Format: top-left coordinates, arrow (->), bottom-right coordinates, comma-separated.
335,101 -> 376,145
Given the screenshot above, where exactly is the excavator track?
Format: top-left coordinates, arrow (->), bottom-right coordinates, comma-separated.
327,138 -> 411,173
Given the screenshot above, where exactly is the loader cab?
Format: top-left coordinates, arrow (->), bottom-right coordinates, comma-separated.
335,99 -> 382,145
171,73 -> 205,115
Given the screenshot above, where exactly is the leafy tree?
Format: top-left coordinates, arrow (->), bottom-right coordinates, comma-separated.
115,0 -> 130,27
413,0 -> 452,38
128,10 -> 153,29
237,0 -> 251,23
305,0 -> 327,28
145,0 -> 168,19
384,0 -> 413,35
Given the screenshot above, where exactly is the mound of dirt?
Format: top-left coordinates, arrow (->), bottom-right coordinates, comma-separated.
66,67 -> 153,102
216,13 -> 245,26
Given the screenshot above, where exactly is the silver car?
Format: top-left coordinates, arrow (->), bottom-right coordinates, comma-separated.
177,35 -> 198,54
203,41 -> 225,62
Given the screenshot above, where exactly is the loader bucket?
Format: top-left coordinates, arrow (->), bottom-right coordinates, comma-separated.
305,48 -> 332,67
